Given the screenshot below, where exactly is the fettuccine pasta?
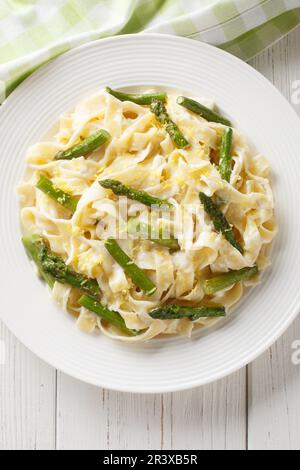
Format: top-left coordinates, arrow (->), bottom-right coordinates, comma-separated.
18,88 -> 277,342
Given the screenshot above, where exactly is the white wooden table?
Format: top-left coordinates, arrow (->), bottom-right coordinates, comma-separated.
1,27 -> 300,451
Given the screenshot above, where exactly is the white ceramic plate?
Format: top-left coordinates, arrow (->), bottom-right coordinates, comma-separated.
0,34 -> 299,393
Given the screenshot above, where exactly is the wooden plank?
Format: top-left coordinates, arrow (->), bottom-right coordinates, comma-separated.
56,369 -> 246,450
248,26 -> 300,451
248,325 -> 300,450
0,321 -> 56,450
163,371 -> 246,450
100,390 -> 163,450
56,372 -> 104,450
56,372 -> 163,450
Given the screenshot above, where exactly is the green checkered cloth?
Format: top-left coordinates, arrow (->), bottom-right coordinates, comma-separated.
1,0 -> 299,103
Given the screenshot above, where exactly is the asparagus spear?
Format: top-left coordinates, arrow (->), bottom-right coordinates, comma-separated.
203,266 -> 259,295
199,192 -> 244,254
22,236 -> 101,298
22,235 -> 55,288
54,129 -> 110,160
149,304 -> 226,321
127,218 -> 180,251
150,100 -> 189,149
79,294 -> 137,336
104,238 -> 157,296
99,179 -> 173,210
106,87 -> 167,105
177,96 -> 232,126
219,127 -> 233,182
36,174 -> 78,213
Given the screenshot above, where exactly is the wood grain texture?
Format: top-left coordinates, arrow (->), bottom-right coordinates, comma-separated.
248,27 -> 300,451
0,322 -> 56,450
1,26 -> 300,451
163,372 -> 246,450
56,373 -> 164,450
56,372 -> 103,450
55,370 -> 246,450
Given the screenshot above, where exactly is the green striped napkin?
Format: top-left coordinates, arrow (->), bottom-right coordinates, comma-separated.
0,0 -> 299,103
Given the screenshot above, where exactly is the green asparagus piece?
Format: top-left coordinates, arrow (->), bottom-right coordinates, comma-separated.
219,127 -> 233,182
22,235 -> 55,288
104,238 -> 157,296
54,129 -> 110,160
199,192 -> 244,254
79,294 -> 137,336
22,236 -> 100,297
150,99 -> 189,149
177,96 -> 232,127
127,218 -> 180,251
36,174 -> 78,213
149,304 -> 226,321
106,87 -> 167,105
99,179 -> 173,210
203,266 -> 259,295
